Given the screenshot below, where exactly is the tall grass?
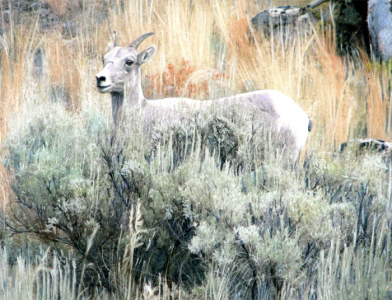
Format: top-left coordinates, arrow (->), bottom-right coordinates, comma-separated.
1,0 -> 392,299
1,0 -> 391,148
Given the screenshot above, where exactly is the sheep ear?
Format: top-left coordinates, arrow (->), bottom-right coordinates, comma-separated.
137,45 -> 156,65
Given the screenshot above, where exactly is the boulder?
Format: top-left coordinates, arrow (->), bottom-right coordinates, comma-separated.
368,0 -> 392,61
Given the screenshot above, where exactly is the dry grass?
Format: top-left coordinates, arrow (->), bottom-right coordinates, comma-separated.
40,0 -> 100,16
361,54 -> 391,139
0,26 -> 31,208
45,32 -> 81,110
1,2 -> 392,297
0,29 -> 26,146
1,0 -> 392,202
311,29 -> 357,146
0,164 -> 9,211
146,60 -> 223,99
41,0 -> 70,16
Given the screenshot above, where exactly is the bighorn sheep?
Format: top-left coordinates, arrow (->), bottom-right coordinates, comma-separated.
96,32 -> 312,162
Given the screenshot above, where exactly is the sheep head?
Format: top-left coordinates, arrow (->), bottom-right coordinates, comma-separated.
96,32 -> 156,94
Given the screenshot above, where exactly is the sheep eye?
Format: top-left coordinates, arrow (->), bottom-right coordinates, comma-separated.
126,60 -> 134,66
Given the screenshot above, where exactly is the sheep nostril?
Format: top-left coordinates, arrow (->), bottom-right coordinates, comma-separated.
96,76 -> 106,85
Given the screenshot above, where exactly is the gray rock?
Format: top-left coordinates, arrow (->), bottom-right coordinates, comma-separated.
340,138 -> 392,156
250,5 -> 314,40
368,0 -> 392,60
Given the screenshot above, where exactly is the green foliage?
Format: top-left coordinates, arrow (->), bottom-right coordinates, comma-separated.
3,102 -> 392,299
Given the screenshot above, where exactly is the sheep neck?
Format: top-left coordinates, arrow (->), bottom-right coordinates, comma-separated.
111,69 -> 146,123
111,93 -> 124,123
125,68 -> 146,107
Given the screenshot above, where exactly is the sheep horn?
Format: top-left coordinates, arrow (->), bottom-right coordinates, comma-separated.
129,32 -> 154,49
114,31 -> 118,47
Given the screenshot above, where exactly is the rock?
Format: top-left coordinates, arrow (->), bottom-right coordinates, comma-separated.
250,5 -> 315,40
368,0 -> 392,61
340,138 -> 392,156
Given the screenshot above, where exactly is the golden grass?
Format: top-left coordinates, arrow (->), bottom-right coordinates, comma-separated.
146,60 -> 211,98
0,164 -> 9,211
1,0 -> 392,208
361,55 -> 391,140
45,32 -> 81,110
41,0 -> 70,16
0,30 -> 25,146
311,30 -> 357,146
1,0 -> 390,144
0,26 -> 32,209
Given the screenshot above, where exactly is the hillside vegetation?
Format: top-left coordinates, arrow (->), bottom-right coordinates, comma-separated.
1,0 -> 392,299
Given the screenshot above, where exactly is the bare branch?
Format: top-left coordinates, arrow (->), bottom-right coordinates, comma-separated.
305,0 -> 330,10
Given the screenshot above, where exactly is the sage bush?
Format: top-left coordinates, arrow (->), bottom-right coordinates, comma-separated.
3,102 -> 392,299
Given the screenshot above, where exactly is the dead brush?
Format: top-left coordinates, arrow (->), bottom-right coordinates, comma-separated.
122,201 -> 147,299
359,50 -> 391,140
314,29 -> 355,147
227,17 -> 254,60
45,33 -> 81,111
0,26 -> 33,209
146,60 -> 210,99
0,156 -> 10,210
0,30 -> 27,145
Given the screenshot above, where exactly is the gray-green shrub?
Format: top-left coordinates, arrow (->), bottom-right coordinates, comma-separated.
3,101 -> 392,299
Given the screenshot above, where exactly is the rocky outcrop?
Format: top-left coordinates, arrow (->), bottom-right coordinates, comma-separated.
368,0 -> 392,61
250,5 -> 315,40
250,0 -> 392,61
